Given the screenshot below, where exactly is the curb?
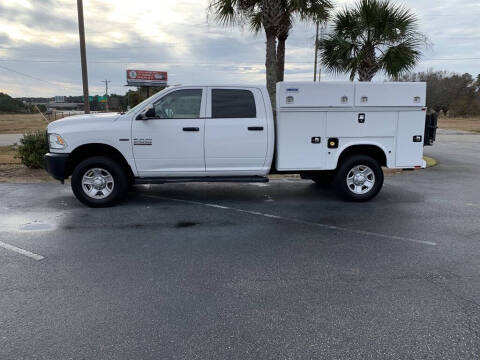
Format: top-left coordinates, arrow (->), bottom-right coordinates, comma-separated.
423,156 -> 438,168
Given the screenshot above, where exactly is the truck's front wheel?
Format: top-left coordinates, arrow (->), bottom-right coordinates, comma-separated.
71,156 -> 128,208
334,155 -> 384,202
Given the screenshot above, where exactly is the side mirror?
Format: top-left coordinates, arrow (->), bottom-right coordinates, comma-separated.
145,108 -> 156,118
136,108 -> 156,120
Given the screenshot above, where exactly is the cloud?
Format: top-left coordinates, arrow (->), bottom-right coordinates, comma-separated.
0,0 -> 479,97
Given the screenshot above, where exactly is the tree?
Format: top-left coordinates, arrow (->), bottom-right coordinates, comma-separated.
401,70 -> 480,116
319,0 -> 424,81
474,74 -> 480,93
209,0 -> 332,107
0,93 -> 26,113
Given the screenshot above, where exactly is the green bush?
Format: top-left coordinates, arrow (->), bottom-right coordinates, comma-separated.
16,131 -> 49,169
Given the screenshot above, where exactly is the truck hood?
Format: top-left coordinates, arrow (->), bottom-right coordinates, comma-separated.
47,112 -> 121,132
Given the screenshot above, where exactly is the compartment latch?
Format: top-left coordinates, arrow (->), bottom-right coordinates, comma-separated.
358,113 -> 366,124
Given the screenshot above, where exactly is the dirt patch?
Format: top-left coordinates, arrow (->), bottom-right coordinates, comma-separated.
269,174 -> 301,180
438,116 -> 480,133
0,164 -> 53,183
0,146 -> 20,164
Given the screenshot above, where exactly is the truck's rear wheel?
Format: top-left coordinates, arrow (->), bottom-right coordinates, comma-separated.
71,156 -> 128,207
334,155 -> 383,201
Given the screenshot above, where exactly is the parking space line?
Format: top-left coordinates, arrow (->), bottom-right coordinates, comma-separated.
0,241 -> 45,261
142,195 -> 437,246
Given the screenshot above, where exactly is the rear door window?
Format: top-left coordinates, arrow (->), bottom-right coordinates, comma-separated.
212,89 -> 256,118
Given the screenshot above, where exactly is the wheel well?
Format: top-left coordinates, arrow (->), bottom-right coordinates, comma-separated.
65,144 -> 134,181
338,145 -> 387,167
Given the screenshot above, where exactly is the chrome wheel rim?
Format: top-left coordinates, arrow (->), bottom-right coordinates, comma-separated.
81,168 -> 114,199
346,165 -> 375,195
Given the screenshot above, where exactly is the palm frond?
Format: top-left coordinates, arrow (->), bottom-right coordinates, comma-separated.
292,0 -> 333,23
208,0 -> 257,26
249,10 -> 263,33
318,35 -> 359,76
379,41 -> 421,78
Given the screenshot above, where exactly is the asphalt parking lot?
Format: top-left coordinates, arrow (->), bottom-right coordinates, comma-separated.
0,130 -> 479,359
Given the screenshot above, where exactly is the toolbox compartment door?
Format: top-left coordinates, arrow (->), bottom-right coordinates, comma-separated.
395,111 -> 425,167
277,82 -> 354,108
355,82 -> 426,107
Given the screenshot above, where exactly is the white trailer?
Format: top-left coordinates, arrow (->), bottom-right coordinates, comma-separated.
45,81 -> 434,207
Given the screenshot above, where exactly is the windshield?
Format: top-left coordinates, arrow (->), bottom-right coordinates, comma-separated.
125,87 -> 171,116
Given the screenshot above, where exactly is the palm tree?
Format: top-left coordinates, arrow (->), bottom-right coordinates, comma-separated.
318,0 -> 424,81
209,0 -> 332,107
249,0 -> 331,82
209,0 -> 283,107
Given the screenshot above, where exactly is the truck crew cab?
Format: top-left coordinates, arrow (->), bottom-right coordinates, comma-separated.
45,82 -> 435,207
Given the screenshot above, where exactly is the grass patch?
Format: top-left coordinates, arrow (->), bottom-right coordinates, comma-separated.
438,116 -> 480,133
0,145 -> 20,164
0,113 -> 48,134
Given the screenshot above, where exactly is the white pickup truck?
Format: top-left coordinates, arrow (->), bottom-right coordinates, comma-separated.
45,81 -> 435,207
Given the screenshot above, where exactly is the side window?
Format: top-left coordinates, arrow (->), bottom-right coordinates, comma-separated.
212,89 -> 256,118
153,89 -> 202,119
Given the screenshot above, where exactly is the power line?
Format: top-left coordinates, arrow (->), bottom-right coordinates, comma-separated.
1,57 -> 480,65
423,57 -> 480,61
0,63 -> 62,86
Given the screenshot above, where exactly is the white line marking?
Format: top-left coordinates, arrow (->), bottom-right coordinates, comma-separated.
466,203 -> 480,208
0,241 -> 45,261
142,195 -> 437,246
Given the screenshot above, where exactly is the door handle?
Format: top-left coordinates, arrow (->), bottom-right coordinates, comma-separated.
183,127 -> 199,132
248,126 -> 264,131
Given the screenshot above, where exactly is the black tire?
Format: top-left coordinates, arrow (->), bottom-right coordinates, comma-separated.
311,171 -> 334,187
71,156 -> 128,208
333,154 -> 384,202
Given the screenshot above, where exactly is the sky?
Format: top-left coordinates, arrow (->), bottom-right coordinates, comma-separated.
0,0 -> 479,97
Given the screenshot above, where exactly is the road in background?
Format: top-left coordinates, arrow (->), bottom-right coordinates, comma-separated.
0,132 -> 479,359
0,133 -> 22,146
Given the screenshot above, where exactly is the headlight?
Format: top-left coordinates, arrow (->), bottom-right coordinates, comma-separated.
49,133 -> 67,150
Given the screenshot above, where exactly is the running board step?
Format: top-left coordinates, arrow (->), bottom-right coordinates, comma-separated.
135,176 -> 269,185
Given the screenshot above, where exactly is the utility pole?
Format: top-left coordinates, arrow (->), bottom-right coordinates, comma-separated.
314,21 -> 319,82
314,22 -> 326,82
77,0 -> 90,114
101,80 -> 111,112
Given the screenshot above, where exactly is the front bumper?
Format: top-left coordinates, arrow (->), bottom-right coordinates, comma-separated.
44,153 -> 69,183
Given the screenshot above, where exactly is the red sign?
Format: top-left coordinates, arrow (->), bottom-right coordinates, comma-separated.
126,70 -> 168,86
